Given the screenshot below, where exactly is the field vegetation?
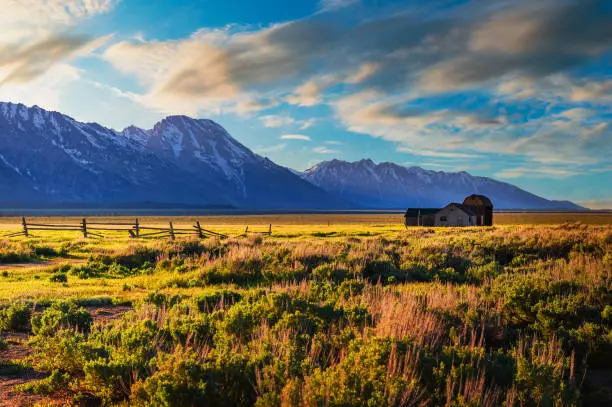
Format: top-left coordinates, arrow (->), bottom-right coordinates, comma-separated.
0,217 -> 610,406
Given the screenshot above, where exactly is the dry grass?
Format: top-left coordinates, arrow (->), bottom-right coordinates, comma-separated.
0,220 -> 609,405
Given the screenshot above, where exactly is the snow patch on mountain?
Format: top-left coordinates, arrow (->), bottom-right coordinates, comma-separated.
0,102 -> 345,209
303,159 -> 583,210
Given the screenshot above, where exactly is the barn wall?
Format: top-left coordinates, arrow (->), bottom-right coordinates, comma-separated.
404,215 -> 436,227
435,206 -> 475,226
422,215 -> 435,226
405,217 -> 418,226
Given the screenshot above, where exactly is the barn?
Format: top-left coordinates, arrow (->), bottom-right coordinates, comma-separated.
404,195 -> 494,227
462,194 -> 494,226
434,203 -> 477,226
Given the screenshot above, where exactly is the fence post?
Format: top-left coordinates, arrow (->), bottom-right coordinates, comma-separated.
21,217 -> 28,237
245,226 -> 249,235
195,221 -> 203,238
169,221 -> 175,241
82,218 -> 88,238
268,224 -> 272,236
135,218 -> 140,238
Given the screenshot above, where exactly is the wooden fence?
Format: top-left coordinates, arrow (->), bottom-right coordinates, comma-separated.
0,218 -> 276,240
244,225 -> 273,237
0,217 -> 242,240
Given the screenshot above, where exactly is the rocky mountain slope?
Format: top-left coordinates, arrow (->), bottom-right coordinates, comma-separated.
0,102 -> 582,210
0,103 -> 344,209
302,159 -> 583,210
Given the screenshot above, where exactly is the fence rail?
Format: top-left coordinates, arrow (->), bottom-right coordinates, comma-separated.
244,225 -> 273,236
1,217 -> 248,240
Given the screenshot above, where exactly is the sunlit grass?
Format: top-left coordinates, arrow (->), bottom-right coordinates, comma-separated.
0,217 -> 609,405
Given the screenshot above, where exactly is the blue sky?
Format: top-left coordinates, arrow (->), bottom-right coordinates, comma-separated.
0,0 -> 611,207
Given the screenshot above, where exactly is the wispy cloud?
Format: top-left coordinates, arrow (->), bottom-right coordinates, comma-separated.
100,0 -> 612,170
255,143 -> 287,154
0,0 -> 120,43
0,0 -> 119,102
495,166 -> 582,179
317,0 -> 359,12
579,199 -> 612,210
398,147 -> 483,159
0,34 -> 112,84
280,134 -> 311,141
313,146 -> 341,154
299,118 -> 318,130
260,115 -> 295,128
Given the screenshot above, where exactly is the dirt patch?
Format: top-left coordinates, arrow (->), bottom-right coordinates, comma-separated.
0,333 -> 31,364
87,305 -> 132,325
0,332 -> 69,407
0,305 -> 131,406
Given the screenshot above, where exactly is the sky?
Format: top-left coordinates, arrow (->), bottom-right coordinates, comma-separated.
0,0 -> 611,207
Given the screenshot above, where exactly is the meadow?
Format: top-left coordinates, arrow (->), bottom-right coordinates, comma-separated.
0,214 -> 610,406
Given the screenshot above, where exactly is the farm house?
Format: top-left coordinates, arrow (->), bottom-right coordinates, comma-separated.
404,194 -> 494,227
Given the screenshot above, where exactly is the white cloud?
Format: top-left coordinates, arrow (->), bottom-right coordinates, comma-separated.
346,63 -> 380,84
255,143 -> 287,154
317,0 -> 359,12
398,147 -> 483,159
330,88 -> 612,179
495,166 -> 583,179
0,0 -> 118,107
280,134 -> 311,141
579,199 -> 612,210
287,75 -> 337,107
313,146 -> 341,154
260,115 -> 295,128
299,118 -> 318,130
0,0 -> 120,43
0,63 -> 81,111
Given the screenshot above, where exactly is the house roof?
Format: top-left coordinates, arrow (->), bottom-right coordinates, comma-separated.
404,208 -> 439,217
442,203 -> 477,216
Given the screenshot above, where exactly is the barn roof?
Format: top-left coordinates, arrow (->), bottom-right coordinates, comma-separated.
463,194 -> 493,208
404,208 -> 439,217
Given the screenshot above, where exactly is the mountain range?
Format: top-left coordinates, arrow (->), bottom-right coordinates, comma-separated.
0,102 -> 583,211
302,159 -> 582,210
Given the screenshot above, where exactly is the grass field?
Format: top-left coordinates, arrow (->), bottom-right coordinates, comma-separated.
0,214 -> 611,406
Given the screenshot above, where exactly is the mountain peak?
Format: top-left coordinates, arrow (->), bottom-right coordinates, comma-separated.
0,102 -> 583,211
0,102 -> 347,210
303,158 -> 582,210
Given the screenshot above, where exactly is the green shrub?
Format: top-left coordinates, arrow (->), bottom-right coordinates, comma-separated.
31,301 -> 93,336
30,329 -> 99,374
17,369 -> 69,395
0,302 -> 32,332
49,272 -> 68,283
192,290 -> 242,312
602,305 -> 612,322
362,261 -> 400,283
130,347 -> 210,406
34,246 -> 59,258
312,264 -> 348,282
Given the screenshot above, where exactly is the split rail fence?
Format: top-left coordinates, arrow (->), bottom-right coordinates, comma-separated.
1,218 -> 274,240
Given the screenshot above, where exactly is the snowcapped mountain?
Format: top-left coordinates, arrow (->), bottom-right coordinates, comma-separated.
302,159 -> 583,210
0,103 -> 344,209
0,102 -> 582,211
122,115 -> 345,209
0,103 -> 226,206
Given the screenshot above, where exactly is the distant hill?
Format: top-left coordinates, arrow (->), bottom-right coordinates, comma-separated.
301,159 -> 584,210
